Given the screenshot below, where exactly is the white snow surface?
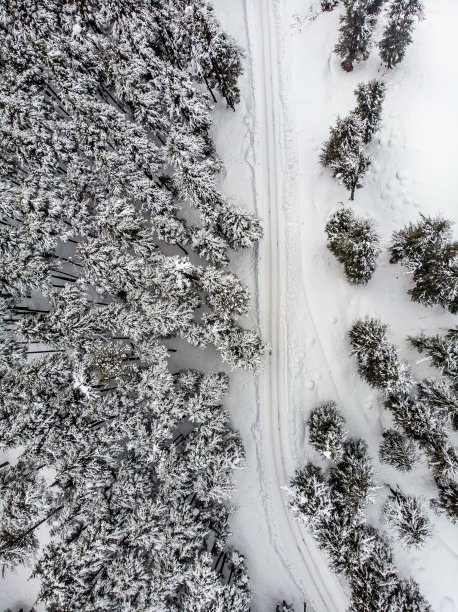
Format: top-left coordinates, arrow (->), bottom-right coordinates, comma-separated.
3,1 -> 458,610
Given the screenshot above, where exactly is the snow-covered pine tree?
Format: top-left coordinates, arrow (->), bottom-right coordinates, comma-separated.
335,0 -> 382,72
379,0 -> 424,68
410,329 -> 458,386
320,115 -> 371,200
349,317 -> 413,393
354,80 -> 386,144
390,215 -> 458,313
379,428 -> 418,471
289,463 -> 334,532
325,208 -> 380,284
431,477 -> 458,524
417,377 -> 458,430
308,401 -> 346,460
329,438 -> 376,514
383,487 -> 432,548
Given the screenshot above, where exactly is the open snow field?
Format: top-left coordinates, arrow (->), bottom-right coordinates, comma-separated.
214,0 -> 458,610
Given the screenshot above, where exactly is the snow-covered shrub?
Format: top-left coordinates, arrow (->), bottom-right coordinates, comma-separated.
325,208 -> 380,284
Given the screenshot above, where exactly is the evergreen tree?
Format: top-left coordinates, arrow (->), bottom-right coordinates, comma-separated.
325,208 -> 380,284
308,401 -> 346,460
349,317 -> 413,393
320,115 -> 371,200
390,215 -> 458,313
335,0 -> 383,72
384,488 -> 432,548
431,477 -> 458,524
379,0 -> 424,68
354,80 -> 386,144
410,329 -> 458,385
379,428 -> 418,472
329,438 -> 376,514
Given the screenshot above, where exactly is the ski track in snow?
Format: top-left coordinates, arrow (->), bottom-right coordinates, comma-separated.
247,1 -> 348,609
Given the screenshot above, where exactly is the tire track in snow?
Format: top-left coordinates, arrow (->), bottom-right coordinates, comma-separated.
248,1 -> 348,609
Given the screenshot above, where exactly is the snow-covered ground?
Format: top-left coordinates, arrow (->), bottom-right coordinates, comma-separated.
214,0 -> 458,610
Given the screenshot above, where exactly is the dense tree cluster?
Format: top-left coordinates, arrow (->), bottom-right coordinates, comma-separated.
325,208 -> 380,284
349,318 -> 458,523
320,80 -> 385,199
390,215 -> 458,313
379,0 -> 424,68
0,0 -> 265,608
290,406 -> 431,611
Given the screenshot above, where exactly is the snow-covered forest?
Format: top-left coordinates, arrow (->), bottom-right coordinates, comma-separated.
1,0 -> 457,611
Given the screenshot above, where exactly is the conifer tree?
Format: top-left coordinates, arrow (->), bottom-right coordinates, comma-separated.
390,215 -> 458,313
379,429 -> 418,472
349,317 -> 413,393
276,602 -> 295,612
325,208 -> 380,284
335,0 -> 382,72
320,115 -> 371,200
384,488 -> 432,548
308,401 -> 346,460
354,80 -> 386,144
431,477 -> 458,524
379,0 -> 424,68
321,0 -> 339,10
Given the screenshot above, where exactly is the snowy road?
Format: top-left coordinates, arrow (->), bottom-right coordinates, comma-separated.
249,1 -> 348,609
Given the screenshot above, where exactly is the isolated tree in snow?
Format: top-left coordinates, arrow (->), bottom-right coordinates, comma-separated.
308,401 -> 346,460
431,477 -> 458,524
390,215 -> 458,313
354,80 -> 386,144
379,428 -> 418,471
325,208 -> 380,284
379,0 -> 424,68
384,488 -> 432,548
335,0 -> 382,71
349,317 -> 413,393
320,115 -> 371,200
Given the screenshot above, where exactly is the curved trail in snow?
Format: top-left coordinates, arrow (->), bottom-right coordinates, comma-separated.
247,1 -> 348,610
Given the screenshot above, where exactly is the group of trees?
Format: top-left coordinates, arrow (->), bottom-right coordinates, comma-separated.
320,80 -> 385,200
290,404 -> 431,610
0,0 -> 265,609
349,317 -> 458,523
330,0 -> 424,72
